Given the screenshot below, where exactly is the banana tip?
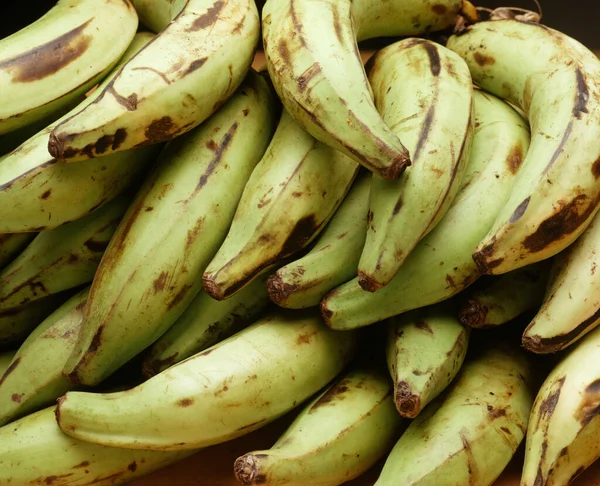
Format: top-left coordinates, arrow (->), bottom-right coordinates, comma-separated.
395,382 -> 420,418
357,272 -> 384,293
380,152 -> 411,181
458,299 -> 488,328
202,275 -> 225,301
521,333 -> 555,354
233,454 -> 262,485
47,130 -> 65,159
266,273 -> 295,305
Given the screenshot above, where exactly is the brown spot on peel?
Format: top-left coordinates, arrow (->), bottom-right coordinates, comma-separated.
573,68 -> 590,119
422,42 -> 441,77
309,379 -> 350,411
184,58 -> 208,75
473,52 -> 495,66
415,320 -> 434,334
296,62 -> 322,92
177,398 -> 194,407
432,4 -> 448,15
187,1 -> 226,31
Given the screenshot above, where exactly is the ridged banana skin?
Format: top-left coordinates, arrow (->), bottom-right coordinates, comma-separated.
447,20 -> 600,275
0,287 -> 88,426
62,72 -> 277,387
0,406 -> 195,486
0,32 -> 159,233
267,170 -> 371,309
321,89 -> 530,330
262,0 -> 464,180
233,368 -> 403,486
460,262 -> 550,329
203,110 -> 358,301
48,0 -> 260,162
523,211 -> 600,354
142,274 -> 270,377
376,345 -> 534,486
0,0 -> 138,135
521,325 -> 600,486
56,311 -> 358,451
385,303 -> 470,418
0,233 -> 36,269
358,38 -> 473,291
0,351 -> 16,375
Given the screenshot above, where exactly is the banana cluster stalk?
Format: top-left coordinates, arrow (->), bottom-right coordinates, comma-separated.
0,233 -> 36,269
62,71 -> 278,386
48,0 -> 260,162
56,310 -> 358,451
0,0 -> 138,135
203,110 -> 358,301
386,302 -> 470,418
234,367 -> 403,486
358,38 -> 473,291
376,344 -> 534,486
321,89 -> 530,330
267,170 -> 371,309
447,20 -> 600,275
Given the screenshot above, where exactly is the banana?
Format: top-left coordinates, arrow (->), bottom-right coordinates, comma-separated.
521,325 -> 600,485
62,72 -> 278,386
47,0 -> 260,162
460,262 -> 550,329
0,287 -> 88,426
0,32 -> 159,233
131,0 -> 187,33
262,0 -> 474,179
267,169 -> 371,309
386,302 -> 470,418
56,310 -> 358,451
0,233 -> 36,269
358,38 -> 473,291
523,209 -> 600,353
0,350 -> 16,375
203,110 -> 358,301
447,20 -> 600,275
0,406 -> 195,485
0,0 -> 138,135
142,273 -> 270,377
321,89 -> 530,331
233,367 -> 403,486
376,344 -> 534,486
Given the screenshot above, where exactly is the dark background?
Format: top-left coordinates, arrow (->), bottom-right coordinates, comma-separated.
1,0 -> 598,49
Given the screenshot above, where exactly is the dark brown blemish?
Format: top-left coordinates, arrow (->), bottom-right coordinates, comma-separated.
41,189 -> 52,200
395,381 -> 420,418
392,198 -> 403,216
278,40 -> 291,65
296,329 -> 318,345
177,398 -> 194,407
289,0 -> 307,48
72,461 -> 90,469
184,58 -> 208,76
415,320 -> 434,334
297,62 -> 322,93
446,274 -> 455,288
592,156 -> 600,179
153,271 -> 168,293
186,217 -> 204,250
187,1 -> 226,31
310,380 -> 350,412
487,404 -> 507,419
506,142 -> 524,174
44,474 -> 74,485
422,42 -> 441,77
11,393 -> 24,402
197,122 -> 239,189
432,4 -> 448,15
537,376 -> 566,425
278,214 -> 319,258
413,106 -> 436,161
145,116 -> 176,143
473,52 -> 496,67
575,378 -> 600,426
107,85 -> 138,111
243,108 -> 249,116
331,5 -> 344,44
509,196 -> 531,223
573,68 -> 590,119
500,426 -> 512,435
128,461 -> 137,472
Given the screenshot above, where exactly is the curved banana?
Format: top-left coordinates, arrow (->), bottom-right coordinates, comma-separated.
233,367 -> 403,486
142,274 -> 270,377
0,287 -> 88,426
48,0 -> 259,162
267,170 -> 371,309
0,233 -> 36,269
447,20 -> 600,275
358,38 -> 473,291
321,89 -> 530,331
56,310 -> 358,451
0,406 -> 195,485
376,344 -> 534,486
0,32 -> 159,233
386,302 -> 470,418
131,0 -> 187,33
522,325 -> 600,485
0,0 -> 138,135
0,351 -> 16,375
262,0 -> 472,179
62,72 -> 278,386
203,110 -> 358,301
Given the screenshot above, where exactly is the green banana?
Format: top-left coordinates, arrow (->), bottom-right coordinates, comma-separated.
203,110 -> 358,301
0,0 -> 138,135
386,302 -> 470,418
142,274 -> 270,377
56,310 -> 358,450
233,367 -> 403,486
62,71 -> 278,386
0,233 -> 36,269
358,38 -> 473,292
460,262 -> 550,329
48,0 -> 260,162
0,31 -> 159,233
266,169 -> 371,309
321,89 -> 530,331
447,20 -> 600,275
131,0 -> 187,33
376,344 -> 534,486
0,350 -> 16,375
0,406 -> 195,485
0,287 -> 89,426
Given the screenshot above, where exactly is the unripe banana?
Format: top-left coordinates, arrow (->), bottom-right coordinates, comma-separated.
0,233 -> 36,269
267,170 -> 371,309
62,71 -> 278,386
447,20 -> 600,275
233,367 -> 403,486
376,344 -> 534,486
358,38 -> 473,291
48,0 -> 260,162
386,302 -> 470,418
203,110 -> 358,301
0,350 -> 16,375
56,310 -> 358,451
0,0 -> 138,135
131,0 -> 187,33
321,89 -> 530,330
